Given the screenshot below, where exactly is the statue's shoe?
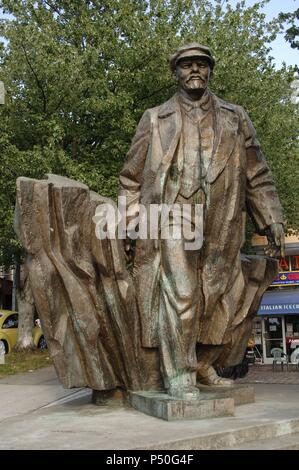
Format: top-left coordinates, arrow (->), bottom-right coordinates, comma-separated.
167,384 -> 200,400
197,365 -> 234,387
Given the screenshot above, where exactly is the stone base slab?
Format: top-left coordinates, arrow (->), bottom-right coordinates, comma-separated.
128,390 -> 234,421
197,384 -> 255,406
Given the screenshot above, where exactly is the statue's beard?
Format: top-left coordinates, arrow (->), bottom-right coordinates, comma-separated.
188,79 -> 203,89
184,76 -> 207,91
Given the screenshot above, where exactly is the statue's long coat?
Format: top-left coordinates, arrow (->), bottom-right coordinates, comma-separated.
119,92 -> 283,351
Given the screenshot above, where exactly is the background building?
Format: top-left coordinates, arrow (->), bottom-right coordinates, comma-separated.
251,234 -> 299,364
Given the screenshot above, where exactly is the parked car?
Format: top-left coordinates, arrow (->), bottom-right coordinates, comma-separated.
0,310 -> 46,354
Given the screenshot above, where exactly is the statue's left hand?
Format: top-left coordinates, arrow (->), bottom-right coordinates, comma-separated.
264,223 -> 285,258
123,237 -> 136,264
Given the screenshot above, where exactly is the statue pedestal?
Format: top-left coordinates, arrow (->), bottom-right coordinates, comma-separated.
197,384 -> 255,406
128,385 -> 254,421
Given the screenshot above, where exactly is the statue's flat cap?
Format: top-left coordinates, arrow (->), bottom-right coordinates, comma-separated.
169,43 -> 215,72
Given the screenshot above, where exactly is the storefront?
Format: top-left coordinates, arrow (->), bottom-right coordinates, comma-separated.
249,241 -> 299,364
256,289 -> 299,364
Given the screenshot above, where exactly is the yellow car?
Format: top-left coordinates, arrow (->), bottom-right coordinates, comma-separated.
0,310 -> 46,354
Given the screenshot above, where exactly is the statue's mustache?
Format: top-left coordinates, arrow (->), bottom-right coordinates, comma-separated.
187,75 -> 204,82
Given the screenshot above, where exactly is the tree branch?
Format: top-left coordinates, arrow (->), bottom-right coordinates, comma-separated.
43,0 -> 62,16
21,43 -> 47,113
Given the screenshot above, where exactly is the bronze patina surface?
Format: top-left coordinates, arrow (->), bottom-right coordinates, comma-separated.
15,43 -> 284,408
119,43 -> 284,398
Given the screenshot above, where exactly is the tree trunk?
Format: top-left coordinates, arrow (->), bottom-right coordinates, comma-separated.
14,260 -> 36,352
0,275 -> 5,309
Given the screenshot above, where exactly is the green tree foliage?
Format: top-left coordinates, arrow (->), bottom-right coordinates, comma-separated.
0,0 -> 298,264
279,8 -> 299,50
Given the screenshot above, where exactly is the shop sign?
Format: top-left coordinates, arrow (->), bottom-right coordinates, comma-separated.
272,271 -> 299,286
279,256 -> 299,271
260,303 -> 299,313
271,256 -> 299,286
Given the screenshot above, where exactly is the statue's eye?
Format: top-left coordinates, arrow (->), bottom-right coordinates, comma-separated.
181,62 -> 192,68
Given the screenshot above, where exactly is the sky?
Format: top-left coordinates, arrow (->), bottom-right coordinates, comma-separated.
227,0 -> 298,68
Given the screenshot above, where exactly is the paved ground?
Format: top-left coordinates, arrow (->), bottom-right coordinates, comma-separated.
0,367 -> 88,421
236,364 -> 299,385
1,366 -> 299,449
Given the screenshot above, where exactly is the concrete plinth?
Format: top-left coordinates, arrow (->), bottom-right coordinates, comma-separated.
128,390 -> 234,421
128,385 -> 254,421
197,384 -> 255,406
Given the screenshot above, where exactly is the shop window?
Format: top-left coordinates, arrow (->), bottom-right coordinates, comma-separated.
285,315 -> 299,356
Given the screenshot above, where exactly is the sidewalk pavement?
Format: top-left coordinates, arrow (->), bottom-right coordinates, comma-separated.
0,366 -> 90,421
1,366 -> 299,449
236,364 -> 299,385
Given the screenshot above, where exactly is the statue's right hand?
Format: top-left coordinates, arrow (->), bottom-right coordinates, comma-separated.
264,223 -> 285,258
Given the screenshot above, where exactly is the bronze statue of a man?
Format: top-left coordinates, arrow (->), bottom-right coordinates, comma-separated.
119,43 -> 284,399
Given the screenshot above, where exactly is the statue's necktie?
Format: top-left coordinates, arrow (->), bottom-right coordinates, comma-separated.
180,108 -> 203,199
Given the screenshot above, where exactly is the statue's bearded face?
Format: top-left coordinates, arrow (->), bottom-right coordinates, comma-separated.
176,57 -> 210,94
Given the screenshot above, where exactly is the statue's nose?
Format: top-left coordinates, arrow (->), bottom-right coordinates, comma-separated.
191,62 -> 200,71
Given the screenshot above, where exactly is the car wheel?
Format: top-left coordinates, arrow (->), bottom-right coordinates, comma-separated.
38,336 -> 47,350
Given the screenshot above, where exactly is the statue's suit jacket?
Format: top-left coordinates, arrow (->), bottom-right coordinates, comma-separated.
119,91 -> 284,349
